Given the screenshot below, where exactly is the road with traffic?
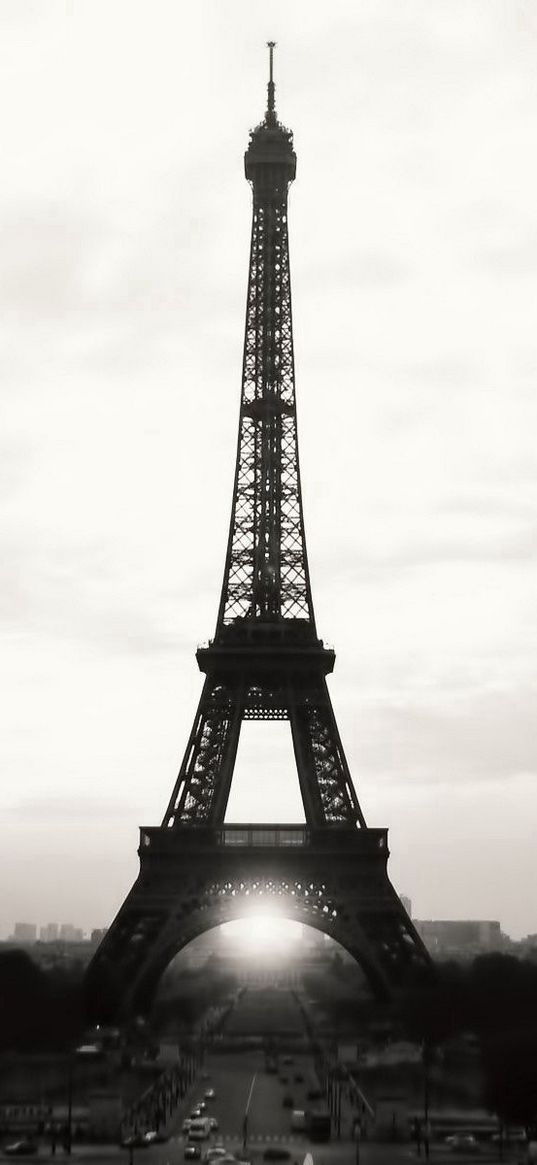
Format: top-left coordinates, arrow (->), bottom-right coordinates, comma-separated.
0,988 -> 496,1165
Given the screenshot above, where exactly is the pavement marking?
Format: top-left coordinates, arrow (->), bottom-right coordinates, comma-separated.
245,1073 -> 257,1116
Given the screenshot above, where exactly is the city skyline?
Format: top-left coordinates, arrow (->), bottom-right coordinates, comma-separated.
1,2 -> 537,941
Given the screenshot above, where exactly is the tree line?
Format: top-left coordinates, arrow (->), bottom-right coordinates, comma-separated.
304,951 -> 537,1129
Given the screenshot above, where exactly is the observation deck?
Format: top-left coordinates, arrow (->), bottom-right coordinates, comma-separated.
197,619 -> 335,679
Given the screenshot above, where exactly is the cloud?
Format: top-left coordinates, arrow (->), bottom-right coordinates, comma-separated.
353,687 -> 537,784
300,249 -> 410,291
0,530 -> 209,657
4,796 -> 140,823
476,234 -> 537,277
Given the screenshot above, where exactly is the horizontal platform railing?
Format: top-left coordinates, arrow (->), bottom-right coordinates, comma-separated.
139,823 -> 388,853
218,825 -> 306,846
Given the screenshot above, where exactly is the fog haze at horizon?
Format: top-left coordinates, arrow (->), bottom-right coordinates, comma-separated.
1,1 -> 537,942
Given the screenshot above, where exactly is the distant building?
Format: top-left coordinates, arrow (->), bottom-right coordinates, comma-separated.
59,923 -> 84,942
12,922 -> 37,943
39,922 -> 59,943
90,928 -> 107,946
400,895 -> 412,918
517,933 -> 537,959
414,918 -> 507,958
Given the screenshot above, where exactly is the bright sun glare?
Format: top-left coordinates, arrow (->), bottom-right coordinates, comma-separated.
222,914 -> 303,953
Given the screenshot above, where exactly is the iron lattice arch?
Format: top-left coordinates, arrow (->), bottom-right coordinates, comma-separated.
204,874 -> 339,924
85,826 -> 431,1022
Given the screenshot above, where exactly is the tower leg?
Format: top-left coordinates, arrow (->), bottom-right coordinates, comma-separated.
163,679 -> 244,827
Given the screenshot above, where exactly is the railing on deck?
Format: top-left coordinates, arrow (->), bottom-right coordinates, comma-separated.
139,823 -> 388,853
218,825 -> 307,847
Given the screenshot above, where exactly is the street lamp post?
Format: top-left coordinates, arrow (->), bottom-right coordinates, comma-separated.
423,1041 -> 431,1160
355,1123 -> 361,1165
65,1053 -> 73,1156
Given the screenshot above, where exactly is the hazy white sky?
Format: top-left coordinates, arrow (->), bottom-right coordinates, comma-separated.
1,1 -> 536,940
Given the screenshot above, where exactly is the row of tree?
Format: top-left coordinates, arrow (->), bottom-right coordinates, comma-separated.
0,950 -> 84,1051
401,953 -> 537,1127
304,952 -> 537,1129
151,957 -> 238,1035
0,950 -> 239,1053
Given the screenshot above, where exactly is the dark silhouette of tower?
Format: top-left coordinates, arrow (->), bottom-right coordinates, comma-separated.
86,45 -> 431,1021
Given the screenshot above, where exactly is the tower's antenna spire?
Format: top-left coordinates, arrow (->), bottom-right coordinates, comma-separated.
266,40 -> 276,121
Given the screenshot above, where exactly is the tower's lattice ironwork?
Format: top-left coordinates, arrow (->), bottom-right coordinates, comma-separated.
86,46 -> 431,1022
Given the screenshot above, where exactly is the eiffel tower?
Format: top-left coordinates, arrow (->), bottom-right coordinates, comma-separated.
86,45 -> 431,1022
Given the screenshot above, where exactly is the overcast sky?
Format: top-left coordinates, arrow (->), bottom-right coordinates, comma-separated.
1,0 -> 536,941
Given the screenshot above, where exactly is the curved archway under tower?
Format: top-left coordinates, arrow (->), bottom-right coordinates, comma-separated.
85,824 -> 431,1023
152,918 -> 370,1038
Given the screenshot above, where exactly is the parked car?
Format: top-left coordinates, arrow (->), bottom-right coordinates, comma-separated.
263,1150 -> 291,1162
445,1134 -> 480,1154
282,1094 -> 294,1108
208,1118 -> 219,1132
182,1119 -> 193,1134
204,1150 -> 228,1163
491,1130 -> 527,1144
3,1142 -> 38,1157
294,1073 -> 304,1083
184,1145 -> 202,1160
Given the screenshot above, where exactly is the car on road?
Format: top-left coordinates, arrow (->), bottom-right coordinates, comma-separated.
204,1088 -> 216,1100
190,1108 -> 203,1120
184,1145 -> 202,1160
120,1133 -> 150,1149
208,1118 -> 219,1132
188,1118 -> 212,1142
3,1142 -> 38,1156
445,1134 -> 480,1153
204,1149 -> 228,1162
196,1101 -> 207,1113
142,1131 -> 169,1145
